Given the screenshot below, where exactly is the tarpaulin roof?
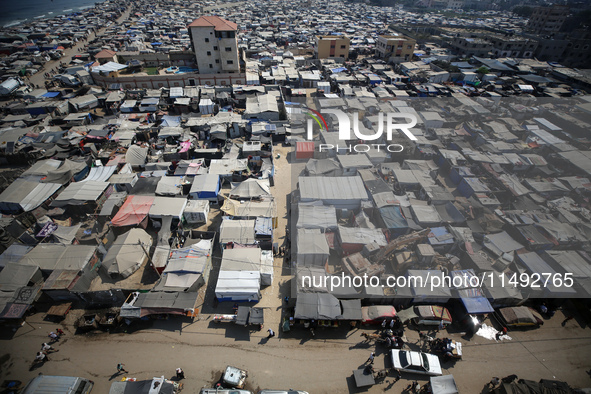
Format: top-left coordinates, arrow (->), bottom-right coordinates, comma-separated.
299,176 -> 368,203
0,263 -> 41,291
22,159 -> 62,177
219,219 -> 256,244
102,228 -> 152,278
21,244 -> 96,272
51,180 -> 108,206
148,196 -> 187,219
297,203 -> 338,230
339,299 -> 362,320
430,375 -> 458,394
229,178 -> 271,199
0,244 -> 33,268
91,61 -> 127,73
305,158 -> 342,176
458,288 -> 495,314
0,179 -> 61,212
125,145 -> 148,166
155,176 -> 182,196
379,206 -> 408,229
484,231 -> 524,256
215,270 -> 260,301
294,292 -> 341,320
221,199 -> 277,218
111,195 -> 155,227
82,165 -> 117,182
338,226 -> 387,246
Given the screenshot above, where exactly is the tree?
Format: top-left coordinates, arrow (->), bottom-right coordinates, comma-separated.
476,66 -> 489,75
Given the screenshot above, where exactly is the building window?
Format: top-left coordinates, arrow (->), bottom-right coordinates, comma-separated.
207,51 -> 211,56
330,45 -> 335,49
215,59 -> 219,63
225,47 -> 232,51
209,64 -> 213,68
340,45 -> 346,49
214,46 -> 218,50
227,60 -> 234,64
407,45 -> 412,49
339,54 -> 344,58
205,38 -> 209,42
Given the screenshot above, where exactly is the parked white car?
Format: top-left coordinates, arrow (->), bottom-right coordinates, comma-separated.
390,349 -> 442,376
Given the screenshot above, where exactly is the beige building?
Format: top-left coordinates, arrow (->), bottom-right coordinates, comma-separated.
527,5 -> 569,34
188,15 -> 239,74
315,36 -> 350,60
375,35 -> 416,64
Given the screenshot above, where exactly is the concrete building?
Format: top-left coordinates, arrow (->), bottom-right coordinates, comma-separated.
188,15 -> 240,74
315,36 -> 350,60
449,37 -> 492,57
375,35 -> 416,64
488,35 -> 538,58
527,5 -> 569,34
94,49 -> 117,65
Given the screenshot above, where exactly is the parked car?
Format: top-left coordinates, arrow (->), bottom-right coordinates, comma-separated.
390,349 -> 442,376
412,305 -> 452,327
361,305 -> 397,325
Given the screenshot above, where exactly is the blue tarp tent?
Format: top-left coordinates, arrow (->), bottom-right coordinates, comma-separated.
379,206 -> 408,230
458,288 -> 495,314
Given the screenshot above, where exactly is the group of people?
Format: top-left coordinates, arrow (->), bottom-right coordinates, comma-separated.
34,329 -> 65,364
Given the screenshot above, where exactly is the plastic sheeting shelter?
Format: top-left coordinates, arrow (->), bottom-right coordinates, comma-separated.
0,179 -> 61,213
125,145 -> 148,166
215,270 -> 261,302
297,204 -> 337,231
199,98 -> 214,114
42,159 -> 87,184
189,174 -> 220,201
149,197 -> 187,219
379,205 -> 408,230
155,176 -> 183,196
51,180 -> 109,207
299,176 -> 368,209
184,200 -> 210,223
294,293 -> 341,320
20,244 -> 96,273
297,228 -> 329,267
229,179 -> 271,199
219,220 -> 256,246
220,247 -> 273,286
82,165 -> 117,183
111,195 -> 155,227
430,375 -> 458,394
102,228 -> 152,278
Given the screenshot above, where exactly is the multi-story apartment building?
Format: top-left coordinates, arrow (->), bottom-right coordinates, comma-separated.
188,15 -> 239,74
375,35 -> 416,64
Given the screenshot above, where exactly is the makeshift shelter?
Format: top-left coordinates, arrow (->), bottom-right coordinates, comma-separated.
215,270 -> 261,302
111,195 -> 155,227
337,226 -> 387,255
379,205 -> 409,232
0,244 -> 33,268
0,179 -> 61,213
407,269 -> 452,304
121,290 -> 199,318
305,158 -> 342,176
219,220 -> 256,247
299,176 -> 368,209
189,174 -> 221,201
154,239 -> 213,286
0,263 -> 42,291
102,228 -> 152,278
149,197 -> 187,219
51,180 -> 109,207
155,176 -> 183,196
42,159 -> 88,184
430,375 -> 458,394
125,145 -> 148,167
221,199 -> 278,226
82,165 -> 117,183
199,98 -> 214,114
20,244 -> 97,273
294,293 -> 341,320
183,200 -> 210,224
296,141 -> 315,160
297,204 -> 338,231
109,173 -> 138,193
229,179 -> 271,199
220,247 -> 273,286
297,229 -> 330,267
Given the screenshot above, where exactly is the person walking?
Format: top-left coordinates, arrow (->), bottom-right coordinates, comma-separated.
267,328 -> 275,338
367,351 -> 375,364
389,319 -> 395,329
176,368 -> 185,379
117,363 -> 128,374
381,319 -> 387,329
35,352 -> 48,362
42,343 -> 57,353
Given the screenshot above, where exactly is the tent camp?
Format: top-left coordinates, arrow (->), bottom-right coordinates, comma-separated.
42,159 -> 88,184
189,174 -> 221,201
183,199 -> 210,224
111,195 -> 155,227
299,176 -> 369,209
125,145 -> 148,167
215,270 -> 261,302
102,228 -> 152,278
155,176 -> 183,196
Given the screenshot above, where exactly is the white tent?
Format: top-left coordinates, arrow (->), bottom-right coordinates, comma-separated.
183,200 -> 210,224
199,98 -> 214,114
102,228 -> 152,278
297,228 -> 329,267
215,270 -> 261,301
